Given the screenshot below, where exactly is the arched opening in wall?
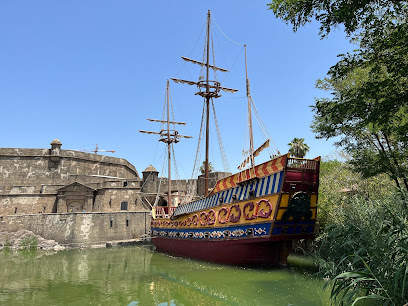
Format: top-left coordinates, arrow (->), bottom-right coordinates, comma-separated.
157,196 -> 167,207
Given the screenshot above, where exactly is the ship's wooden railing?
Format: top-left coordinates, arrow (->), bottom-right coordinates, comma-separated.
155,206 -> 177,218
155,207 -> 166,218
287,157 -> 319,171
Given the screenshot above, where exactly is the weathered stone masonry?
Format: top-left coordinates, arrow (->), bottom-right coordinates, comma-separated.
0,139 -> 230,245
0,212 -> 151,246
0,139 -> 144,215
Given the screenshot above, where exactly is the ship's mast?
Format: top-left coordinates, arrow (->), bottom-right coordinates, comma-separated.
204,10 -> 211,196
245,45 -> 255,169
139,80 -> 192,211
166,80 -> 172,207
171,10 -> 238,196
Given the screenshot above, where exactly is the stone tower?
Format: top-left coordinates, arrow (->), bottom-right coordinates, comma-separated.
49,138 -> 62,168
141,165 -> 159,194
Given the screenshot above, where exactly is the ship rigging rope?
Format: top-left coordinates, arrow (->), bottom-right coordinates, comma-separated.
211,99 -> 231,172
150,90 -> 167,168
221,46 -> 245,84
169,85 -> 176,132
169,84 -> 189,179
168,86 -> 186,198
142,88 -> 169,193
211,31 -> 218,82
171,144 -> 183,198
211,16 -> 245,47
251,97 -> 280,156
153,147 -> 167,207
213,22 -> 230,72
239,106 -> 250,173
184,100 -> 206,204
173,21 -> 206,79
199,26 -> 208,80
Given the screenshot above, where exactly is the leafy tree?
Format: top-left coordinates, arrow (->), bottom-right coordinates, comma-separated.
318,154 -> 395,226
269,2 -> 408,303
267,0 -> 407,37
199,161 -> 213,174
288,138 -> 309,158
268,0 -> 408,192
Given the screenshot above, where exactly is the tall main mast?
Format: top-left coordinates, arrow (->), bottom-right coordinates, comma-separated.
171,10 -> 238,196
166,80 -> 172,207
204,10 -> 211,196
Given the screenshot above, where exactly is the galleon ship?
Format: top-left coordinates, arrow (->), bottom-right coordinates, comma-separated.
147,10 -> 320,266
151,154 -> 319,265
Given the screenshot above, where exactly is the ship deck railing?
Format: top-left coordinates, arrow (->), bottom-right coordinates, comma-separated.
287,157 -> 319,171
155,206 -> 176,219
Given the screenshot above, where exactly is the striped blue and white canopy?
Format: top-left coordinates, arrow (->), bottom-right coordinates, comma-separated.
172,171 -> 283,217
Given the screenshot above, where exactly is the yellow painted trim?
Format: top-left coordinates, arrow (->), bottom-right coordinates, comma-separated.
279,194 -> 290,208
153,194 -> 280,229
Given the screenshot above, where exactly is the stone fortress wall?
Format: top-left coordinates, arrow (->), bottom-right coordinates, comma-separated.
0,139 -> 151,245
0,147 -> 138,188
0,139 -> 145,216
1,212 -> 150,246
0,139 -> 231,245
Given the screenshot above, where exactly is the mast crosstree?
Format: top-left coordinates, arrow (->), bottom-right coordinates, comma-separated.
139,80 -> 192,209
171,10 -> 238,196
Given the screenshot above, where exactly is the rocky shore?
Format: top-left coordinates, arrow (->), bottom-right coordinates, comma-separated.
0,229 -> 65,251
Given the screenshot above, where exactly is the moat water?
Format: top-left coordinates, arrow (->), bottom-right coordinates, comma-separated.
0,246 -> 330,305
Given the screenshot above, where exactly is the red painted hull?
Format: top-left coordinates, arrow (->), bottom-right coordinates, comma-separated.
153,236 -> 289,266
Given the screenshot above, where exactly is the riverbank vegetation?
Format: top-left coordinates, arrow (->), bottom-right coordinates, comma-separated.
315,157 -> 407,304
268,0 -> 408,304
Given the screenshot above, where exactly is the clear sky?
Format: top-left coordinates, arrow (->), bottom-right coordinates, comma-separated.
0,1 -> 354,179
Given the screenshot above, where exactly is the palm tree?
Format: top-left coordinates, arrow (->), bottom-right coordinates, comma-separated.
288,138 -> 310,158
199,161 -> 213,174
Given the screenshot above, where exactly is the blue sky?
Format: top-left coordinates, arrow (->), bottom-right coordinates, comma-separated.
0,1 -> 354,179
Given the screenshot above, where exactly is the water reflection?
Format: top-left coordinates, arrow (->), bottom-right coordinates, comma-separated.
0,247 -> 329,305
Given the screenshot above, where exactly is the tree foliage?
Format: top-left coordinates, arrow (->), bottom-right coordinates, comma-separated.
199,161 -> 213,174
288,137 -> 310,158
318,155 -> 395,226
268,2 -> 408,303
267,0 -> 407,37
313,156 -> 405,304
269,0 -> 408,192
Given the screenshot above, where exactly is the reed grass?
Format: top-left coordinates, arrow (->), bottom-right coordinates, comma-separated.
313,193 -> 408,305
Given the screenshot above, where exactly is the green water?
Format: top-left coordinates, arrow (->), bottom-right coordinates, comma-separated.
0,246 -> 330,305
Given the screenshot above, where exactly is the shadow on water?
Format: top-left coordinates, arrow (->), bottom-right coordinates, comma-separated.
0,246 -> 330,305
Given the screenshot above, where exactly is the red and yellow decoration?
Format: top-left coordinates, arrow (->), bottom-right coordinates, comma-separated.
152,194 -> 280,229
211,155 -> 287,194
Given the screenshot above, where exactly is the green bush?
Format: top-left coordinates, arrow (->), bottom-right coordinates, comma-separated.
313,194 -> 408,305
318,158 -> 395,227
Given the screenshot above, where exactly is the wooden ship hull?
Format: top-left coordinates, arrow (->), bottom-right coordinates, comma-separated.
151,154 -> 320,266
